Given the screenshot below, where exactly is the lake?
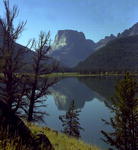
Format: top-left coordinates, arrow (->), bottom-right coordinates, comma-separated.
37,76 -> 120,150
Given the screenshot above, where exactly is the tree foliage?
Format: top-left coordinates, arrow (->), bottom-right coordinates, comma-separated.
101,73 -> 138,150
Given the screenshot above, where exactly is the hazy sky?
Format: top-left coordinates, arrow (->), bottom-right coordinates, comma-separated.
0,0 -> 138,45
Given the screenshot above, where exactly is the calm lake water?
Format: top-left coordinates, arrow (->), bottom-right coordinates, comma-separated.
37,76 -> 120,150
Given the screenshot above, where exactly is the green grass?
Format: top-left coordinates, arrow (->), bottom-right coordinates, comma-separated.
27,123 -> 100,150
0,122 -> 100,150
43,72 -> 138,78
1,72 -> 138,79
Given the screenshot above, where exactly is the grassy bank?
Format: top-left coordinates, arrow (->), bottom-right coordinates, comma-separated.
28,123 -> 99,150
0,122 -> 100,150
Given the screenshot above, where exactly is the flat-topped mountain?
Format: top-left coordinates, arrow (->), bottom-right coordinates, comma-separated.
50,30 -> 96,67
51,23 -> 138,68
1,22 -> 138,71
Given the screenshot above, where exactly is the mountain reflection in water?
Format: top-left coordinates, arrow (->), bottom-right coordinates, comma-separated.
39,77 -> 121,149
50,77 -> 119,110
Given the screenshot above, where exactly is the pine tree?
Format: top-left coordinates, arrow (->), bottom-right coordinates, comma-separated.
59,100 -> 83,138
101,73 -> 138,150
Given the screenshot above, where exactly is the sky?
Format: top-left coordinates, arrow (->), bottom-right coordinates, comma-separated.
0,0 -> 138,46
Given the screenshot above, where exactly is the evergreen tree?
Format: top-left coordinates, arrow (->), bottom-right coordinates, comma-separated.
101,73 -> 138,150
59,100 -> 83,138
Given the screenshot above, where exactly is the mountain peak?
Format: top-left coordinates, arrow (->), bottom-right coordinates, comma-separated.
52,30 -> 87,50
51,29 -> 96,67
131,22 -> 138,29
96,34 -> 116,49
118,22 -> 138,38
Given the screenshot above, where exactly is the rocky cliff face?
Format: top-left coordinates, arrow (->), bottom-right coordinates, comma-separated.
118,22 -> 138,38
51,30 -> 96,67
52,30 -> 86,50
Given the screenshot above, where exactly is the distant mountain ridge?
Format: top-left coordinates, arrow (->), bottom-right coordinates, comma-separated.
51,23 -> 138,68
95,34 -> 116,50
76,35 -> 138,72
1,22 -> 138,71
75,22 -> 138,72
0,24 -> 58,72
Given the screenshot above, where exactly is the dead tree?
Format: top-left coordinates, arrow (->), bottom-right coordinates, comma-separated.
0,0 -> 28,110
21,32 -> 58,122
